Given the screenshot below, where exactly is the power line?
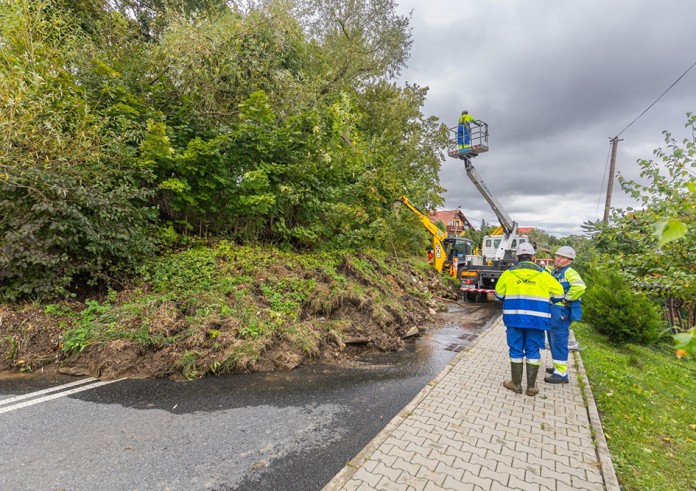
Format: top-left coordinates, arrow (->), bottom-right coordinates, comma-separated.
615,60 -> 696,138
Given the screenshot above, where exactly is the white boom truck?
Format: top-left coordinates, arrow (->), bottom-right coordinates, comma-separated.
446,122 -> 530,301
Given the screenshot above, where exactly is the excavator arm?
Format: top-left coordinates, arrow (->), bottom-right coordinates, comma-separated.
395,196 -> 447,240
489,225 -> 504,236
394,196 -> 449,272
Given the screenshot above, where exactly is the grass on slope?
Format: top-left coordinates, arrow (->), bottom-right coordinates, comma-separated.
575,323 -> 696,491
0,242 -> 452,379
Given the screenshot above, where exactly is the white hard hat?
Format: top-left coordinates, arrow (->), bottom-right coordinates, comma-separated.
516,242 -> 536,256
555,246 -> 576,260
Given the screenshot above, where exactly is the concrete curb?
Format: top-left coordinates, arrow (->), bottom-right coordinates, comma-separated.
321,314 -> 501,491
573,345 -> 621,490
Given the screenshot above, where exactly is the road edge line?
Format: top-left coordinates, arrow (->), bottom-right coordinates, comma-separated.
0,378 -> 126,415
0,377 -> 98,407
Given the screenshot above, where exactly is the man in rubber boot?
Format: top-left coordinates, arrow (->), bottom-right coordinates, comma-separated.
495,243 -> 564,396
545,246 -> 586,384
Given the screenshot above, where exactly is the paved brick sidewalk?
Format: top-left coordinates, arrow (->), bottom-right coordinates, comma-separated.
323,316 -> 620,491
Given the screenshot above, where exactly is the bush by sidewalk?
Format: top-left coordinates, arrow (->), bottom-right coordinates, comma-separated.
582,269 -> 664,344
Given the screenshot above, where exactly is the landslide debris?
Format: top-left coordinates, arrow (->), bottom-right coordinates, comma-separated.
0,245 -> 458,380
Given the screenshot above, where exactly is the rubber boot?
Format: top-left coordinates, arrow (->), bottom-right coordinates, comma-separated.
503,362 -> 523,394
526,363 -> 540,396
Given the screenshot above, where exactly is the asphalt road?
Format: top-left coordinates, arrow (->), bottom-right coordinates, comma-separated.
0,303 -> 499,491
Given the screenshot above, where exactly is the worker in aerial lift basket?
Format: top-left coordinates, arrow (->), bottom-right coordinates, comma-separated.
495,243 -> 564,396
545,246 -> 586,384
457,110 -> 477,151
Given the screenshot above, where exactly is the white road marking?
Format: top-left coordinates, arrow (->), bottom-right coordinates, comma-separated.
0,378 -> 126,414
0,377 -> 98,406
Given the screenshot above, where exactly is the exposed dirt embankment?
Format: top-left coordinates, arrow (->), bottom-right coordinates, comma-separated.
0,248 -> 461,380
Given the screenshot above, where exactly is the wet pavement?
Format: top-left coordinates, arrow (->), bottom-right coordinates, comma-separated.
0,303 -> 498,491
323,316 -> 620,491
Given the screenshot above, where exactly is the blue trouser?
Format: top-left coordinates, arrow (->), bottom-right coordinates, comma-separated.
457,124 -> 471,148
506,326 -> 545,363
549,304 -> 571,375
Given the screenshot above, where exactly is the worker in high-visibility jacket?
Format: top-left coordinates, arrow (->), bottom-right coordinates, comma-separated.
545,246 -> 586,384
495,242 -> 564,396
457,110 -> 477,151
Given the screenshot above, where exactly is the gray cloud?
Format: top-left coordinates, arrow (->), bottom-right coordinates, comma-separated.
397,0 -> 696,235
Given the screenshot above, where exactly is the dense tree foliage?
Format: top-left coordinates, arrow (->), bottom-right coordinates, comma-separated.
0,0 -> 447,300
0,0 -> 159,299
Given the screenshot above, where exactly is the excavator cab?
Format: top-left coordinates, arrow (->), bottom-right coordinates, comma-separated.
442,237 -> 474,276
447,120 -> 489,159
443,237 -> 474,261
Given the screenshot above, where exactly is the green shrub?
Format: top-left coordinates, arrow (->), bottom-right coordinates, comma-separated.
583,269 -> 664,344
0,172 -> 157,301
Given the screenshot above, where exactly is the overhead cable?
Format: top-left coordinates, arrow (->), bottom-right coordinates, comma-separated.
615,60 -> 696,138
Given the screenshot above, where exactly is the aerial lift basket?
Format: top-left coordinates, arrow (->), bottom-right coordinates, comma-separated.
447,121 -> 489,159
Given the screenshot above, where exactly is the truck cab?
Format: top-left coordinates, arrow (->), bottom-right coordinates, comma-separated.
482,234 -> 529,262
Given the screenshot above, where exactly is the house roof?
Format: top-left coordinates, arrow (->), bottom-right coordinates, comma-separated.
429,210 -> 475,230
428,213 -> 534,234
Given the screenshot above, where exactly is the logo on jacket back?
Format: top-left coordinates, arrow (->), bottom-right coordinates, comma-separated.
516,278 -> 536,285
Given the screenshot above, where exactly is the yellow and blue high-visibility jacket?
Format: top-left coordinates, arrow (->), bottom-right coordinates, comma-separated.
495,262 -> 565,330
549,265 -> 586,303
459,113 -> 475,125
549,265 -> 586,322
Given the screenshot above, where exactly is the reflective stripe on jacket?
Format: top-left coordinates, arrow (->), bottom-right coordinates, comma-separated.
495,262 -> 565,330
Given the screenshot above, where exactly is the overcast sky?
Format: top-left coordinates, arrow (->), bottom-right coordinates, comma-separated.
394,0 -> 696,236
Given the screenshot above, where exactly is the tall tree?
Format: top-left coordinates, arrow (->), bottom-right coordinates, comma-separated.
296,0 -> 412,92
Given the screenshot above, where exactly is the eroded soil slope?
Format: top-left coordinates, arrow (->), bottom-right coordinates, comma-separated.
0,248 -> 462,380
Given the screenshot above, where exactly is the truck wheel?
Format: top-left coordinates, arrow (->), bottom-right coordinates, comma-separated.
465,291 -> 477,302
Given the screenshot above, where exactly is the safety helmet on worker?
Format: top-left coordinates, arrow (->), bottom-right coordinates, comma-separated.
515,242 -> 536,256
555,246 -> 576,260
461,109 -> 468,115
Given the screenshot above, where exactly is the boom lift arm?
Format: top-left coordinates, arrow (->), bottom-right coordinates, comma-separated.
462,160 -> 518,238
444,119 -> 530,299
446,119 -> 518,239
447,120 -> 527,265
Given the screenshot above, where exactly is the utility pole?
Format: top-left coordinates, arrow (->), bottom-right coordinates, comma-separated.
603,137 -> 622,224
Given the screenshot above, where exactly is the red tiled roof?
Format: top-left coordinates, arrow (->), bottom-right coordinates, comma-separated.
430,210 -> 458,222
429,210 -> 474,230
429,212 -> 533,234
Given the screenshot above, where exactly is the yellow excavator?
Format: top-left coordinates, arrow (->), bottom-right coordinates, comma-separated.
394,196 -> 474,277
